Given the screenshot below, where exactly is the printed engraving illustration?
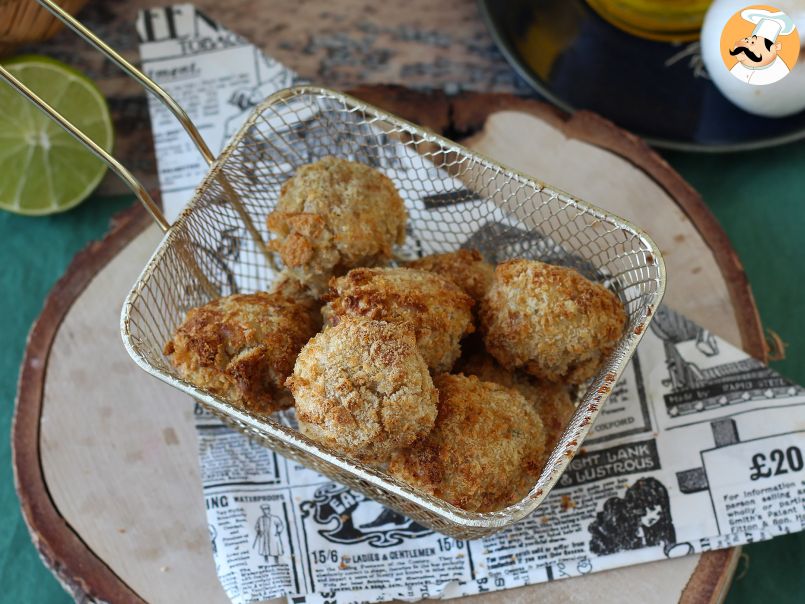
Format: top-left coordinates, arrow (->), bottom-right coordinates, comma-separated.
650,306 -> 795,416
209,523 -> 218,555
253,503 -> 286,562
588,477 -> 676,555
223,49 -> 300,144
300,483 -> 432,547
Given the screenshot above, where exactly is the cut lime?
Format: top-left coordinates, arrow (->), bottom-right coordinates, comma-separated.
0,55 -> 113,215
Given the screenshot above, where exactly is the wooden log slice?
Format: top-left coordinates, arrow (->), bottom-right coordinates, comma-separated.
14,89 -> 762,603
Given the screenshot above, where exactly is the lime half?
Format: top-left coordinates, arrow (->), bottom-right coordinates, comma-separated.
0,55 -> 113,215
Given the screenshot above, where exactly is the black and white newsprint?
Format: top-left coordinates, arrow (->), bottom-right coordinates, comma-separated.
138,6 -> 805,603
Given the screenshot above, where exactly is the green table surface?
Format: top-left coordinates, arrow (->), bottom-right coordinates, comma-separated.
1,142 -> 803,602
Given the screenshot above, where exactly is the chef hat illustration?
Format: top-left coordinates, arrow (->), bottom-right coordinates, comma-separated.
741,8 -> 796,43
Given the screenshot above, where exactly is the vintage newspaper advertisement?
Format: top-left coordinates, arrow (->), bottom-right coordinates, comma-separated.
138,6 -> 805,603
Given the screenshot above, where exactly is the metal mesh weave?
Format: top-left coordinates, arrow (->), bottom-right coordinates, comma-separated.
122,86 -> 665,539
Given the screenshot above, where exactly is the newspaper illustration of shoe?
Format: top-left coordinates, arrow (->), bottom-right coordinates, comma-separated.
300,484 -> 433,548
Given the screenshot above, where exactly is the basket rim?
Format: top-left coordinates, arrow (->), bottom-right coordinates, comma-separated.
120,85 -> 667,532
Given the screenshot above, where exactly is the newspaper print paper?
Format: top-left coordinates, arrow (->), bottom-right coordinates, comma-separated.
137,6 -> 805,603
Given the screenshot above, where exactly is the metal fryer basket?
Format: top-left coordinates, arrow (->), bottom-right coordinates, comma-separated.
3,3 -> 665,540
121,87 -> 665,538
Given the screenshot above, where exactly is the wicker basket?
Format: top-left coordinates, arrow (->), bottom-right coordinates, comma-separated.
0,0 -> 90,56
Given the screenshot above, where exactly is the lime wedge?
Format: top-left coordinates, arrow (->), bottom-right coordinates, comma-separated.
0,55 -> 113,215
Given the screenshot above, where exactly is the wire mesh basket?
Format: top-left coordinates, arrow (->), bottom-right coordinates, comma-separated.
3,2 -> 665,540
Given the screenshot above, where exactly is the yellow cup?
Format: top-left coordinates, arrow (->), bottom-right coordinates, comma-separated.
586,0 -> 714,41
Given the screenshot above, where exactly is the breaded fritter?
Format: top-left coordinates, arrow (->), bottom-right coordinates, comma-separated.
480,259 -> 626,384
323,267 -> 475,373
287,318 -> 438,464
388,374 -> 546,512
266,157 -> 407,294
406,248 -> 494,301
164,291 -> 321,415
460,352 -> 575,453
269,269 -> 321,303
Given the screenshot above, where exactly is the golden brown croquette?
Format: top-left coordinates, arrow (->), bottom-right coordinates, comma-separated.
323,267 -> 475,372
164,291 -> 320,415
266,157 -> 407,294
481,259 -> 626,384
388,373 -> 546,512
287,318 -> 438,464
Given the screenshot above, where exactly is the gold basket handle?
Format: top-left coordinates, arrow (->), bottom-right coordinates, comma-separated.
0,0 -> 216,232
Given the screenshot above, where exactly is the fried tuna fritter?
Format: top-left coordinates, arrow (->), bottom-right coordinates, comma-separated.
164,291 -> 321,415
287,318 -> 438,464
406,248 -> 494,301
388,373 -> 546,512
480,259 -> 626,384
266,157 -> 408,294
459,352 -> 575,453
323,267 -> 475,372
268,269 -> 321,303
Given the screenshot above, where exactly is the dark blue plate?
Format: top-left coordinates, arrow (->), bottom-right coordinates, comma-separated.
478,0 -> 805,151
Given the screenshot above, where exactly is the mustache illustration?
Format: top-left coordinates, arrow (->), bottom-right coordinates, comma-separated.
730,46 -> 763,62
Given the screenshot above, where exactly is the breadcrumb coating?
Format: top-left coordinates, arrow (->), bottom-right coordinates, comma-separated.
406,248 -> 494,301
266,157 -> 407,294
269,269 -> 321,304
388,373 -> 546,512
459,352 -> 575,453
287,318 -> 438,464
323,267 -> 475,372
480,260 -> 626,384
164,291 -> 321,415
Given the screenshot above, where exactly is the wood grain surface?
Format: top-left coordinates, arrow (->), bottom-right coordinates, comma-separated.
14,205 -> 152,603
14,91 -> 764,603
